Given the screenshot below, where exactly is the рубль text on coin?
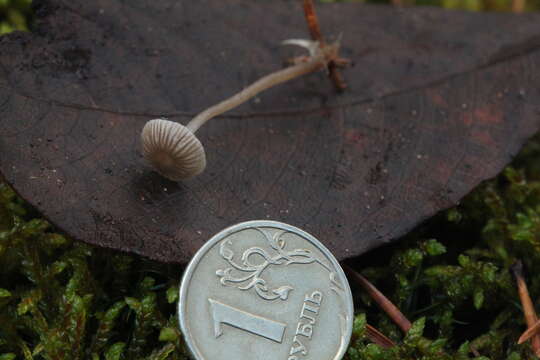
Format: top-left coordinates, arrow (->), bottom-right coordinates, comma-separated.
288,290 -> 322,359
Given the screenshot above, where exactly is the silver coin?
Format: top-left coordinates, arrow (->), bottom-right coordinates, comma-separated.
178,220 -> 354,360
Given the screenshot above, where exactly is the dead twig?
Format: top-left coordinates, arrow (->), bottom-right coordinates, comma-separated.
511,261 -> 540,356
512,0 -> 526,13
519,318 -> 540,344
366,324 -> 396,348
302,0 -> 349,91
302,0 -> 324,44
470,345 -> 481,357
343,263 -> 412,333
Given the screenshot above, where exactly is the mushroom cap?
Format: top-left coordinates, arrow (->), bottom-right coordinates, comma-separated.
141,119 -> 206,180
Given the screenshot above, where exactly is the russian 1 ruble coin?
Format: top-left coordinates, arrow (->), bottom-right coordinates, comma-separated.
179,220 -> 354,360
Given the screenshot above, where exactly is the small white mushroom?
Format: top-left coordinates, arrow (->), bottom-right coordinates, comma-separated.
141,120 -> 206,180
141,39 -> 340,180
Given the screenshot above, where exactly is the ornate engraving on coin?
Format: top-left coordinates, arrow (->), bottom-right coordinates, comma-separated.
179,221 -> 354,360
216,228 -> 336,301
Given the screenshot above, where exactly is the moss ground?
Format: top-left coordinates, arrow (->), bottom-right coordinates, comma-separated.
2,0 -> 540,359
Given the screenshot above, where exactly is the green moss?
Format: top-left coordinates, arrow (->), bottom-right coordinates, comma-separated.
0,0 -> 31,34
1,140 -> 538,360
345,134 -> 540,359
0,182 -> 191,359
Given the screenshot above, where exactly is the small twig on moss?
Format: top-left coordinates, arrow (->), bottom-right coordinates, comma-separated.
519,318 -> 540,344
366,324 -> 396,348
343,263 -> 412,333
470,345 -> 481,357
391,0 -> 404,6
511,261 -> 540,356
302,0 -> 349,91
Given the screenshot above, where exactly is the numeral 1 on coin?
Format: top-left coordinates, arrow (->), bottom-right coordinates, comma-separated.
208,298 -> 286,343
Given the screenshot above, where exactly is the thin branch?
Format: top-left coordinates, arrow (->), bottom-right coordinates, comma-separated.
302,0 -> 348,91
303,0 -> 324,44
519,318 -> 540,344
511,261 -> 540,356
343,263 -> 412,333
512,0 -> 526,13
366,324 -> 396,348
470,345 -> 481,357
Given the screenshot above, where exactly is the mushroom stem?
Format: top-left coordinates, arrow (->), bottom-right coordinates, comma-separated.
141,40 -> 342,180
186,43 -> 336,133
